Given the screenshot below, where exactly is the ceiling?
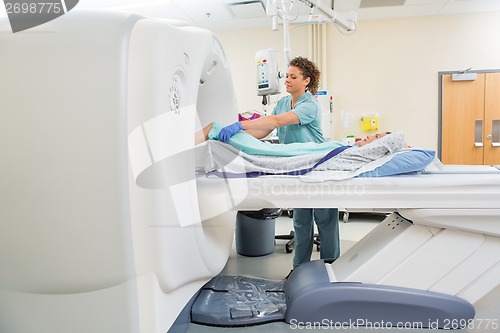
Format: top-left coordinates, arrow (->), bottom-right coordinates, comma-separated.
5,0 -> 500,31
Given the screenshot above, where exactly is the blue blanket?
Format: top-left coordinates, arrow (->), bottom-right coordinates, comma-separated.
208,146 -> 351,178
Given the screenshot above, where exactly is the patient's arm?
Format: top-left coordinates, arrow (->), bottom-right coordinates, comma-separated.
195,121 -> 271,143
195,122 -> 213,145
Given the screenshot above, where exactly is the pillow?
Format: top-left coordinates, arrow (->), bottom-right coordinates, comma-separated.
357,149 -> 436,177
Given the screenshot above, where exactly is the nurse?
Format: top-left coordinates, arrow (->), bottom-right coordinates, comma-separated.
218,56 -> 340,269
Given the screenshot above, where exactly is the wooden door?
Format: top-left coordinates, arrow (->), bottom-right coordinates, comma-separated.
484,73 -> 500,165
441,73 -> 485,164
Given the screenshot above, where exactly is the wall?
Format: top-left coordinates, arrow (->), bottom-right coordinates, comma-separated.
215,25 -> 309,117
217,11 -> 500,150
328,11 -> 500,149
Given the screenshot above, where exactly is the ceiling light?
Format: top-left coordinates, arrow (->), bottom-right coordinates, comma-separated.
229,1 -> 266,19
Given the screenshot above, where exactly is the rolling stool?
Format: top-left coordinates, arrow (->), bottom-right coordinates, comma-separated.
275,209 -> 320,253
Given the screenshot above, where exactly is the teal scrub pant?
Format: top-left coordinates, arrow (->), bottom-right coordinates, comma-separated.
292,208 -> 340,269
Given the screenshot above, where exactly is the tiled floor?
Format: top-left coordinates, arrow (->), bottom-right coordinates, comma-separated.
185,212 -> 500,333
221,211 -> 383,280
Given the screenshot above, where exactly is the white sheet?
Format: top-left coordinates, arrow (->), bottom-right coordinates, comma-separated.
197,165 -> 500,211
203,138 -> 432,180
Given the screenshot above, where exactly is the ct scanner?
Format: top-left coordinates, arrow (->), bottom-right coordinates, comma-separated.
1,9 -> 500,333
0,10 -> 238,333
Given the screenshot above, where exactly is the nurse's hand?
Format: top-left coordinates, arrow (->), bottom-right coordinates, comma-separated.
218,122 -> 242,143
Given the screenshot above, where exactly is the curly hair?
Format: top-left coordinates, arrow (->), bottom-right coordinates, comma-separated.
288,56 -> 321,95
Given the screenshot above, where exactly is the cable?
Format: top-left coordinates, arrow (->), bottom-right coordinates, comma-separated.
335,19 -> 357,35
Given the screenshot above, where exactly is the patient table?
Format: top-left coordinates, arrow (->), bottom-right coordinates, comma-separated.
1,10 -> 499,333
192,167 -> 500,329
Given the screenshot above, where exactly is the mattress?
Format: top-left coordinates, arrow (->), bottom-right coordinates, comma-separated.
196,165 -> 500,211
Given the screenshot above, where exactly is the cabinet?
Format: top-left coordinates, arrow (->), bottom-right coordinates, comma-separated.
441,72 -> 500,165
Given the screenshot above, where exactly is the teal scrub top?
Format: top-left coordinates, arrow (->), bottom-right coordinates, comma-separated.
271,92 -> 325,144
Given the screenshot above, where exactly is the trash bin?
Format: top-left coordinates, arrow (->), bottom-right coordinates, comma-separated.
235,208 -> 282,257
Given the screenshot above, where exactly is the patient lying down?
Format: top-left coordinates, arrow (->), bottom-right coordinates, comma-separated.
198,122 -> 412,177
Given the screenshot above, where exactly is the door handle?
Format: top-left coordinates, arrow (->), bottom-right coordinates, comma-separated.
475,119 -> 483,147
491,119 -> 500,147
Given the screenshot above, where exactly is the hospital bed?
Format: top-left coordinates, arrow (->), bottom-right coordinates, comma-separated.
1,10 -> 499,333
